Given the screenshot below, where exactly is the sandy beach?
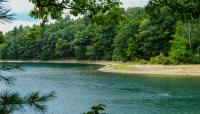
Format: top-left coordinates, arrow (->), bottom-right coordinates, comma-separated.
98,63 -> 200,76
0,60 -> 200,76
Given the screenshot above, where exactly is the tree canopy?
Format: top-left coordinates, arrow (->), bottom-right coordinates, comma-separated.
1,6 -> 199,64
146,0 -> 200,20
29,0 -> 123,25
0,0 -> 200,113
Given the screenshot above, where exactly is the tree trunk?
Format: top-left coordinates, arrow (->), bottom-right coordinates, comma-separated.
188,21 -> 192,52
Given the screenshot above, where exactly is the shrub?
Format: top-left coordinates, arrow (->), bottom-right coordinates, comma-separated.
130,58 -> 148,64
188,55 -> 200,64
149,53 -> 171,64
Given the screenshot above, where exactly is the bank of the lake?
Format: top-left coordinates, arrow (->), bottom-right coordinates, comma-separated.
99,63 -> 200,77
0,60 -> 200,76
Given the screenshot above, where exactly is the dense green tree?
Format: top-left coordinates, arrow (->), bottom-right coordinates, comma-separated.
0,2 -> 199,64
0,31 -> 5,44
127,19 -> 151,59
113,20 -> 141,61
137,15 -> 175,59
169,21 -> 200,64
169,21 -> 191,64
73,31 -> 90,59
87,26 -> 116,60
146,0 -> 200,20
125,7 -> 148,20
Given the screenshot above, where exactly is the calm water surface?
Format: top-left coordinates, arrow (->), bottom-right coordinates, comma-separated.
1,63 -> 200,114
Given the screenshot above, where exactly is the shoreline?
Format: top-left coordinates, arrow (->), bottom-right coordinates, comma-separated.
0,60 -> 200,77
99,64 -> 200,77
0,60 -> 113,65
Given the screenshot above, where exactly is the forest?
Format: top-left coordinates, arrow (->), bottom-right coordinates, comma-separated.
0,0 -> 200,114
0,2 -> 200,64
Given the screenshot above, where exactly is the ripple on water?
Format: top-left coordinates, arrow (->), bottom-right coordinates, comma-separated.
3,63 -> 200,114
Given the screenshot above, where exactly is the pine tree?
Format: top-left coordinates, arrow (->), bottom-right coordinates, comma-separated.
0,65 -> 56,114
0,1 -> 55,114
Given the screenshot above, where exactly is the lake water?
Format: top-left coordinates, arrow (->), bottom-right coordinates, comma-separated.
1,63 -> 200,114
